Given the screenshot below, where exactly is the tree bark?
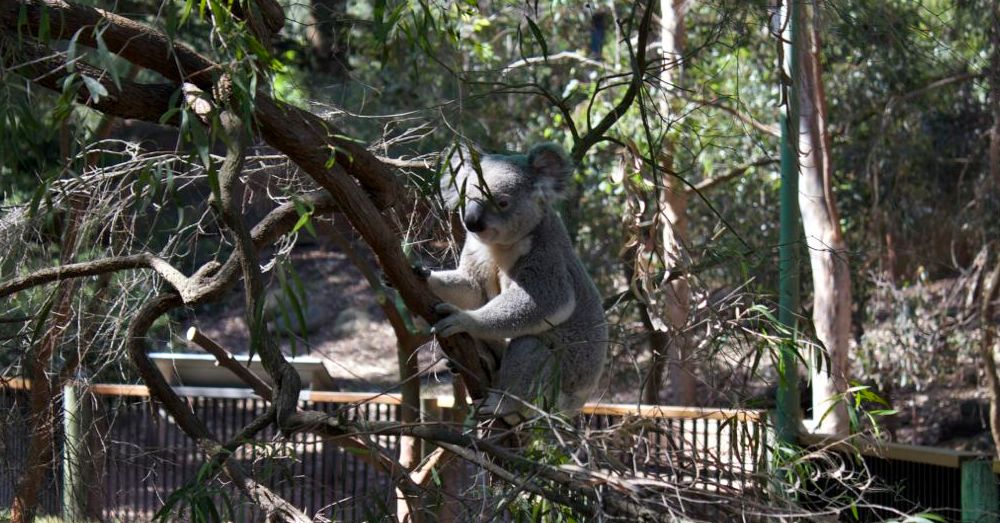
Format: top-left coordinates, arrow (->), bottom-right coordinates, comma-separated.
653,0 -> 696,406
796,2 -> 851,435
980,258 -> 1000,457
990,0 -> 1000,191
10,192 -> 87,523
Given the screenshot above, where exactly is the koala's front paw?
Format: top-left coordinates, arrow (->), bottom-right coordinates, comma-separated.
412,263 -> 431,280
432,303 -> 472,337
381,263 -> 430,288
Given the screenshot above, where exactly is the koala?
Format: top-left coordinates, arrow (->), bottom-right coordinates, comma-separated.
427,142 -> 608,422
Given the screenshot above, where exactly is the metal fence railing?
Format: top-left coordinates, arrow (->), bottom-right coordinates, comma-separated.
1,381 -> 767,522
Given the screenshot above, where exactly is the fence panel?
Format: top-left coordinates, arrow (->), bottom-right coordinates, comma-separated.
578,404 -> 768,493
2,383 -> 767,521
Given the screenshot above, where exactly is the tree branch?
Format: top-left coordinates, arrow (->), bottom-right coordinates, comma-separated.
0,0 -> 218,87
680,95 -> 781,138
502,51 -> 609,74
571,0 -> 656,164
1,0 -> 492,399
689,157 -> 778,193
185,327 -> 273,398
1,35 -> 177,123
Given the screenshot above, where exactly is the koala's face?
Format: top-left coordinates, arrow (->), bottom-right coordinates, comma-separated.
442,143 -> 572,247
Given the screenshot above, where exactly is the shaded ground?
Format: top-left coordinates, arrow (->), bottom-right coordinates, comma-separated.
194,240 -> 451,393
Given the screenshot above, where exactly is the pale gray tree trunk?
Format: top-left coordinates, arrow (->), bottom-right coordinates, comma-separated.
796,2 -> 851,435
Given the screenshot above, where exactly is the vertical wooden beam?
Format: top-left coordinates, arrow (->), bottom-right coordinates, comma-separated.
62,381 -> 86,521
421,397 -> 441,460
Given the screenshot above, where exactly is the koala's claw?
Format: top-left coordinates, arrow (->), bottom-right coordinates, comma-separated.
434,302 -> 461,315
431,303 -> 468,337
412,263 -> 431,281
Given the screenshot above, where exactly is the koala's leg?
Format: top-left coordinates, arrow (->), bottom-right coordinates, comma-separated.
427,269 -> 486,310
478,336 -> 561,423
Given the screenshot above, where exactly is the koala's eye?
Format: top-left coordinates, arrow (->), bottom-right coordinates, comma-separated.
497,200 -> 510,210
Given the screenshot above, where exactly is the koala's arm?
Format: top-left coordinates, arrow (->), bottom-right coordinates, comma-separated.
435,260 -> 576,340
428,269 -> 487,310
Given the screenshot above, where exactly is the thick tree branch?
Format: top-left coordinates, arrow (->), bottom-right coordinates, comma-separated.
1,0 -> 492,398
0,0 -> 218,87
1,35 -> 177,123
215,106 -> 303,433
2,0 -> 406,210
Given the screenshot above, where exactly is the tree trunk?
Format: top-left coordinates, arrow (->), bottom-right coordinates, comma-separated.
796,2 -> 851,435
323,226 -> 422,521
990,0 -> 1000,191
980,258 -> 1000,457
11,184 -> 89,523
654,0 -> 696,406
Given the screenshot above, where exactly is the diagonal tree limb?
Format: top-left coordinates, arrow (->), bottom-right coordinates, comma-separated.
1,3 -> 493,397
0,35 -> 178,123
185,327 -> 274,398
689,157 -> 779,193
126,293 -> 312,523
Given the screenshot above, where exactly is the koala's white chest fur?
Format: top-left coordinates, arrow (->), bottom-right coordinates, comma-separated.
467,234 -> 532,297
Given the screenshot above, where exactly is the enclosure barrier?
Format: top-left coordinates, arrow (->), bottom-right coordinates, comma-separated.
0,380 -> 767,521
799,432 -> 999,522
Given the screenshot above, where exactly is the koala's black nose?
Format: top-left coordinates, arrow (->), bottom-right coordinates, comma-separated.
463,200 -> 486,233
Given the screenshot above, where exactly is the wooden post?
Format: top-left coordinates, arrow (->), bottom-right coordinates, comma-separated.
437,390 -> 465,523
421,397 -> 441,459
961,459 -> 998,523
62,380 -> 87,522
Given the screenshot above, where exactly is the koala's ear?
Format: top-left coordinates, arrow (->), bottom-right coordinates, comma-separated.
527,142 -> 573,200
440,142 -> 482,210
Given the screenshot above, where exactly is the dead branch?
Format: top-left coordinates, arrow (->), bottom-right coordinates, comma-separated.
185,327 -> 273,398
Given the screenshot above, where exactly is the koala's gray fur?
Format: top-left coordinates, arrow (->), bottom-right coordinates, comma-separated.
428,142 -> 608,421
